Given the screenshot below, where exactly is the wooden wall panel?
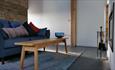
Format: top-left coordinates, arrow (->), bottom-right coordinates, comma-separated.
71,0 -> 77,47
106,4 -> 109,42
0,0 -> 27,21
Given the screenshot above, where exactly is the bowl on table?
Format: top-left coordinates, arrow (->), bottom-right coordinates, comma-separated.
55,32 -> 64,38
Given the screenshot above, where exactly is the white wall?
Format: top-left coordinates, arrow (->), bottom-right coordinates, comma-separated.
28,0 -> 71,45
28,0 -> 115,69
28,0 -> 106,47
77,0 -> 106,47
28,0 -> 44,27
42,0 -> 70,45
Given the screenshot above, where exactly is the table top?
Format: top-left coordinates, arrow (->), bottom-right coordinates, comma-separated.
15,38 -> 67,47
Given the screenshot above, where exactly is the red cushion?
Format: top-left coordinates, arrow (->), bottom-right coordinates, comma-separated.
29,22 -> 40,33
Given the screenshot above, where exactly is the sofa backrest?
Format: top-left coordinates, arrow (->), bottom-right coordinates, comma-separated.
9,21 -> 22,28
0,19 -> 22,28
0,19 -> 10,28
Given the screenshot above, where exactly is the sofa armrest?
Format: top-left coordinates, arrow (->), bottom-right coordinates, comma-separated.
45,30 -> 50,38
36,28 -> 50,38
0,29 -> 9,40
0,34 -> 5,50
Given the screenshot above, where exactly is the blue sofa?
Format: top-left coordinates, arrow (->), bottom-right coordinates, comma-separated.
0,19 -> 50,64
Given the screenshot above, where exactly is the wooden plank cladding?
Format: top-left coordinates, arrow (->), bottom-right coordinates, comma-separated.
5,0 -> 28,9
0,0 -> 28,21
71,0 -> 77,47
4,2 -> 27,15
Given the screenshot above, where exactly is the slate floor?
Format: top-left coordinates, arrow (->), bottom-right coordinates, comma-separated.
0,45 -> 110,70
68,46 -> 110,70
45,46 -> 110,70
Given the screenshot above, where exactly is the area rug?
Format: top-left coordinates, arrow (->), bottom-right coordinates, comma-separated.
0,51 -> 82,70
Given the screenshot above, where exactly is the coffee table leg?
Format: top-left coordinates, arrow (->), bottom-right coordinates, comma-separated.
64,39 -> 68,53
20,47 -> 26,70
34,47 -> 38,70
43,47 -> 45,51
56,44 -> 59,53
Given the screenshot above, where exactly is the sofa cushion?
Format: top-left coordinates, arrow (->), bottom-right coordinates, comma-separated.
29,36 -> 45,41
28,22 -> 40,33
14,25 -> 29,37
2,25 -> 29,39
0,23 -> 3,28
4,35 -> 48,49
1,47 -> 21,57
23,21 -> 37,36
10,21 -> 22,28
2,28 -> 17,38
0,19 -> 10,28
4,37 -> 30,49
37,28 -> 47,36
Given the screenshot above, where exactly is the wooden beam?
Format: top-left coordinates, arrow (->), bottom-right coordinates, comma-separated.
71,0 -> 77,47
106,4 -> 109,43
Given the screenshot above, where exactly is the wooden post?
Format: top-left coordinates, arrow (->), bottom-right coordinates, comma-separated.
106,4 -> 109,44
71,0 -> 77,47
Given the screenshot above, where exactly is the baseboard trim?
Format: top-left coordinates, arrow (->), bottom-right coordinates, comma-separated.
57,45 -> 97,48
76,45 -> 97,48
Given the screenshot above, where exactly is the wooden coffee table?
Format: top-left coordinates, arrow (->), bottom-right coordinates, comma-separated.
15,38 -> 68,70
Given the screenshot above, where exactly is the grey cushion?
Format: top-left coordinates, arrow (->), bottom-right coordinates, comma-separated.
2,25 -> 29,39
